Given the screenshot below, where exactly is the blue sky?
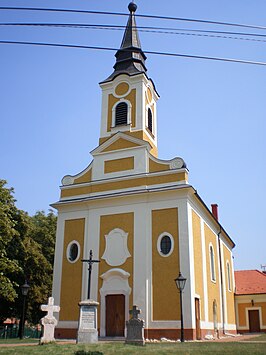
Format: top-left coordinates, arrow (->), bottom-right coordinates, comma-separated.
0,0 -> 265,271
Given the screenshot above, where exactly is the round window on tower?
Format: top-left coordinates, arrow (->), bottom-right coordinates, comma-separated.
66,240 -> 80,263
157,233 -> 174,257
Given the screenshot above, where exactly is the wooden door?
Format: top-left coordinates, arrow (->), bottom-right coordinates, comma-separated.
248,310 -> 260,333
195,298 -> 201,340
106,294 -> 125,336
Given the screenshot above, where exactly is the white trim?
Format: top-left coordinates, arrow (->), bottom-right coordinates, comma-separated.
157,232 -> 174,257
200,217 -> 209,323
66,240 -> 80,263
57,321 -> 78,329
111,99 -> 132,127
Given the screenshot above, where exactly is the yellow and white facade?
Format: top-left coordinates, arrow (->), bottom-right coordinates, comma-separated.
52,2 -> 236,340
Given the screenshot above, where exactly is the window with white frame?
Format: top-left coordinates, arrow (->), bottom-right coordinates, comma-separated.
115,102 -> 128,126
157,232 -> 174,257
210,245 -> 216,281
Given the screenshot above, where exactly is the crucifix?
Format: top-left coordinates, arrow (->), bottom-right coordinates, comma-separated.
81,250 -> 100,300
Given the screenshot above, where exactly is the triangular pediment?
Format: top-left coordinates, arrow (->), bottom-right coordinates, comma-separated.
91,132 -> 151,156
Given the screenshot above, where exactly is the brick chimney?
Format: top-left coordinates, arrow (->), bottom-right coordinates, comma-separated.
211,204 -> 219,221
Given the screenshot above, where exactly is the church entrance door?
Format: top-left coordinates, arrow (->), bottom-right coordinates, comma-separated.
195,298 -> 201,339
248,310 -> 260,333
105,294 -> 125,336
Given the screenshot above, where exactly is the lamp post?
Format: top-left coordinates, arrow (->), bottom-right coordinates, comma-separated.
18,281 -> 30,339
175,272 -> 187,342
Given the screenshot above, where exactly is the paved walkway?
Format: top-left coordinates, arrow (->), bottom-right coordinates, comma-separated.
0,334 -> 265,347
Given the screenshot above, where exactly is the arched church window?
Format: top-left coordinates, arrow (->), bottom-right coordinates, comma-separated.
210,245 -> 216,281
227,261 -> 231,291
115,102 -> 128,126
67,240 -> 80,263
147,108 -> 153,133
157,233 -> 174,257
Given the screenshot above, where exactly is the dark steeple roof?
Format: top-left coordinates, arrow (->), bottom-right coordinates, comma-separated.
102,2 -> 147,83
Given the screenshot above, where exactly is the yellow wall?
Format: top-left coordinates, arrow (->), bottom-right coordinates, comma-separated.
61,171 -> 188,198
98,212 -> 134,326
115,82 -> 129,96
237,300 -> 266,327
104,157 -> 134,173
101,138 -> 140,152
60,219 -> 85,321
192,211 -> 205,321
223,245 -> 235,324
152,208 -> 180,320
74,169 -> 92,184
204,224 -> 220,323
149,158 -> 170,173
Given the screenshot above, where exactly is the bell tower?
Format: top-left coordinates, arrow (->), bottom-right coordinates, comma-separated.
99,2 -> 159,157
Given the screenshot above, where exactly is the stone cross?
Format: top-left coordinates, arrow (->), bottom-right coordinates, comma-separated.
40,297 -> 60,344
130,305 -> 141,319
41,297 -> 60,318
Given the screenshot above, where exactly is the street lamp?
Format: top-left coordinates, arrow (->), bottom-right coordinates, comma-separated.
18,281 -> 30,339
175,272 -> 187,342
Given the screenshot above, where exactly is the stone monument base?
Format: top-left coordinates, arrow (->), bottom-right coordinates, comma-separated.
77,329 -> 98,344
76,299 -> 99,344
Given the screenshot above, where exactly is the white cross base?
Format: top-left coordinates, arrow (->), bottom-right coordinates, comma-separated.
40,297 -> 60,344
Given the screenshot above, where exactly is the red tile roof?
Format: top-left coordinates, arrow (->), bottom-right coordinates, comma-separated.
235,270 -> 266,295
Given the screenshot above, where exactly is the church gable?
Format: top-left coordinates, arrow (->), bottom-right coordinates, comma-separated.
91,132 -> 151,156
101,138 -> 141,153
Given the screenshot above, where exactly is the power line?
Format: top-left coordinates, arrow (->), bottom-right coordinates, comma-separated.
0,6 -> 266,31
1,22 -> 266,38
1,23 -> 266,43
0,40 -> 265,66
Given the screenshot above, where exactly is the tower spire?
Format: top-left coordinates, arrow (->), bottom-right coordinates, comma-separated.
103,2 -> 147,82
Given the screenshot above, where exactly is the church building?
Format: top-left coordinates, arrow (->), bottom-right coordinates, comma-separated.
52,2 -> 236,340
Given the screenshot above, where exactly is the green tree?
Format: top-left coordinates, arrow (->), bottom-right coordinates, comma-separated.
0,180 -> 57,324
0,180 -> 22,304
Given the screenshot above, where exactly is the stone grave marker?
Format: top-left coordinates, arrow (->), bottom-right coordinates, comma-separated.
40,297 -> 60,344
77,300 -> 99,343
125,305 -> 145,346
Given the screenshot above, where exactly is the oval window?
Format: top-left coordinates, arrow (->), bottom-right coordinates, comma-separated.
160,236 -> 171,255
67,241 -> 80,263
157,233 -> 174,257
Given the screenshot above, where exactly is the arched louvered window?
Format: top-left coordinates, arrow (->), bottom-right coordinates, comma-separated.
210,245 -> 216,281
115,102 -> 128,126
148,108 -> 153,133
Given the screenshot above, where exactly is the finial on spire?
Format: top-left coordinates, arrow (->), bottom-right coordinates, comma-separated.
128,2 -> 137,13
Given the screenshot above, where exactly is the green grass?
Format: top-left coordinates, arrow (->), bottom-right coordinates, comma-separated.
0,338 -> 39,344
245,333 -> 266,342
0,341 -> 266,355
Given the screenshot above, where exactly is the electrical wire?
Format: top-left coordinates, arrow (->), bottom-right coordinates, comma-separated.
0,40 -> 265,66
0,6 -> 266,31
1,23 -> 266,43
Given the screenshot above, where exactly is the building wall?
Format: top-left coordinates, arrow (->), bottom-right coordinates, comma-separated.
204,224 -> 221,325
235,294 -> 266,332
60,218 -> 85,321
222,243 -> 236,326
152,208 -> 179,320
192,210 -> 205,322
